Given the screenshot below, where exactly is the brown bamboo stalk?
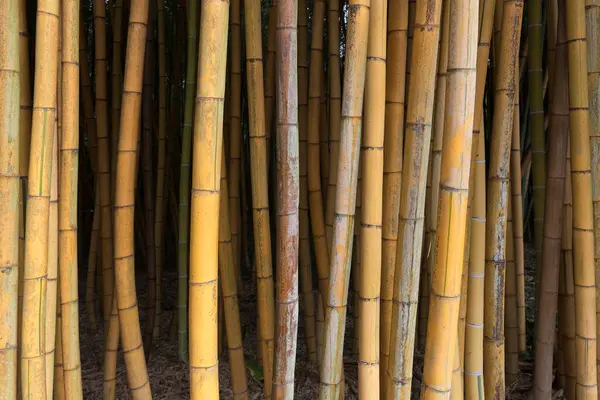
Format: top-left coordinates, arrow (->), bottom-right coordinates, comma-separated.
505,184 -> 519,385
265,0 -> 277,156
319,0 -> 370,396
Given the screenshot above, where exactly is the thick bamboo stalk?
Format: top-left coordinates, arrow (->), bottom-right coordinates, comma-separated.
528,0 -> 546,279
188,0 -> 229,396
153,0 -> 167,342
565,0 -> 599,396
113,0 -> 152,396
242,0 -> 276,394
93,0 -> 116,330
420,0 -> 477,396
228,0 -> 242,292
272,0 -> 300,394
357,0 -> 386,391
218,150 -> 249,400
298,0 -> 317,363
386,0 -> 442,396
464,112 -> 486,398
559,136 -> 577,399
20,0 -> 60,395
59,0 -> 83,395
483,1 -> 523,398
324,0 -> 342,249
533,7 -> 569,395
379,1 -> 408,394
0,0 -> 20,395
586,0 -> 600,383
177,0 -> 198,363
319,0 -> 369,396
505,185 -> 519,385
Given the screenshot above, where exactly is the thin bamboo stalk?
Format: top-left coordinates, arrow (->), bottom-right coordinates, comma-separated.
54,276 -> 65,400
86,194 -> 100,332
386,0 -> 442,396
533,6 -> 569,394
565,0 -> 599,395
218,150 -> 249,400
319,0 -> 369,396
420,0 -> 477,395
188,0 -> 229,395
298,0 -> 317,362
320,70 -> 329,205
177,0 -> 198,363
379,1 -> 408,393
358,0 -> 386,390
0,0 -> 20,394
265,0 -> 276,156
103,293 -> 119,399
20,0 -> 60,395
483,1 -> 523,398
113,0 -> 152,395
505,185 -> 519,384
464,112 -> 486,398
242,0 -> 276,394
111,0 -> 124,211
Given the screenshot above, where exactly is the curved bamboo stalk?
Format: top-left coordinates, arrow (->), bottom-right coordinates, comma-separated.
586,0 -> 600,381
298,0 -> 317,362
380,2 -> 408,393
420,0 -> 477,396
177,0 -> 198,363
0,0 -> 20,394
534,7 -> 569,394
565,0 -> 599,395
59,0 -> 83,394
188,0 -> 229,395
242,0 -> 275,394
386,0 -> 442,396
464,112 -> 486,398
357,0 -> 386,391
218,150 -> 249,400
319,0 -> 369,396
153,0 -> 167,342
113,0 -> 152,395
93,0 -> 115,330
324,0 -> 342,249
228,0 -> 242,292
20,0 -> 60,396
272,0 -> 300,394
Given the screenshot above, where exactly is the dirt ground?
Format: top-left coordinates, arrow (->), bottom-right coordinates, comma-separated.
82,245 -> 550,399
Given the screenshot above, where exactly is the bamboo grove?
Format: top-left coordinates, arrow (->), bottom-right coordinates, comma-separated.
2,0 -> 600,398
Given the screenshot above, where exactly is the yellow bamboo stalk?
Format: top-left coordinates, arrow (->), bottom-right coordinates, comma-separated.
483,1 -> 523,398
298,0 -> 317,362
111,0 -> 124,209
265,0 -> 276,156
54,277 -> 65,400
218,150 -> 249,399
103,293 -> 119,399
565,0 -> 599,396
113,0 -> 152,396
93,0 -> 115,330
464,112 -> 486,398
358,0 -> 386,390
188,0 -> 229,396
229,0 -> 242,291
380,0 -> 408,392
0,0 -> 20,395
242,0 -> 275,394
319,0 -> 369,396
386,0 -> 442,396
420,0 -> 477,396
585,0 -> 600,383
450,337 -> 463,399
20,0 -> 60,395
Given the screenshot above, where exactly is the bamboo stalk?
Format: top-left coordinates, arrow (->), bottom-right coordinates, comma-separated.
483,1 -> 523,398
379,1 -> 408,394
420,0 -> 477,395
0,0 -> 20,395
177,0 -> 198,363
20,0 -> 60,395
319,0 -> 370,396
113,0 -> 152,395
386,0 -> 442,396
111,0 -> 124,212
265,0 -> 276,156
188,0 -> 229,395
54,276 -> 65,400
505,184 -> 519,385
242,0 -> 276,394
358,0 -> 386,390
565,0 -> 599,395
